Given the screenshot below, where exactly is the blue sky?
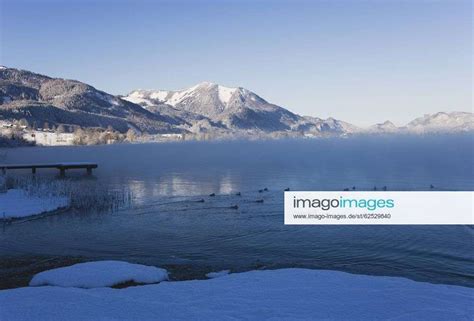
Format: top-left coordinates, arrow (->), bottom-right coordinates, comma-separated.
1,0 -> 471,126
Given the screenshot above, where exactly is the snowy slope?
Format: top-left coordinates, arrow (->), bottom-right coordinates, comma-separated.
206,270 -> 231,279
0,268 -> 472,321
125,82 -> 240,115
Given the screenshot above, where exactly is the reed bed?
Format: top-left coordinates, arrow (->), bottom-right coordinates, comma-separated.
1,175 -> 132,212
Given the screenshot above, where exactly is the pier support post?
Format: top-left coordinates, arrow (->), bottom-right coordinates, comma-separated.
59,168 -> 66,177
32,167 -> 36,174
86,167 -> 92,175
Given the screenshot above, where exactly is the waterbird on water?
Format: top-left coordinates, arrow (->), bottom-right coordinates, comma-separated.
263,188 -> 268,191
284,188 -> 290,191
209,193 -> 216,197
230,205 -> 239,210
256,199 -> 264,203
197,199 -> 205,203
430,184 -> 435,189
236,192 -> 241,196
383,186 -> 387,191
352,186 -> 356,190
373,186 -> 377,191
343,188 -> 349,191
258,189 -> 263,193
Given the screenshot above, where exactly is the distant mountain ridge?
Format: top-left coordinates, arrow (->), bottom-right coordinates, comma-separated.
124,83 -> 372,135
1,66 -> 472,138
124,82 -> 305,133
404,112 -> 473,133
124,83 -> 473,136
0,66 -> 182,133
367,121 -> 399,133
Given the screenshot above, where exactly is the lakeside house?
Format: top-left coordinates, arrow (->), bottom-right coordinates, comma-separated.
23,131 -> 75,146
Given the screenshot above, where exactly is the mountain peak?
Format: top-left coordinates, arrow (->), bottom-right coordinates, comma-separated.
406,111 -> 473,133
381,120 -> 396,126
197,81 -> 217,87
125,82 -> 247,116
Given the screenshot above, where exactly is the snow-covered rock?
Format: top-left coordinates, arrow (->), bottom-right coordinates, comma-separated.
0,189 -> 69,219
0,268 -> 472,321
206,269 -> 230,279
29,261 -> 169,288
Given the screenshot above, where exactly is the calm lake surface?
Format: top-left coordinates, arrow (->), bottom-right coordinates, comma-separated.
1,136 -> 473,287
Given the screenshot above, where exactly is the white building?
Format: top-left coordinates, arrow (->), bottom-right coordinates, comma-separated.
23,131 -> 75,146
160,133 -> 184,140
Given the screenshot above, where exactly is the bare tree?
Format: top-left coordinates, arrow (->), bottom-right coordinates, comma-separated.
73,128 -> 85,145
18,118 -> 29,128
126,129 -> 136,142
56,124 -> 66,134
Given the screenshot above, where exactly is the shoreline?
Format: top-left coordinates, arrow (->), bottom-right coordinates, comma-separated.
1,132 -> 473,149
1,255 -> 473,291
0,206 -> 70,224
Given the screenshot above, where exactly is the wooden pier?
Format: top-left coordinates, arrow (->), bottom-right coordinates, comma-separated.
0,163 -> 98,176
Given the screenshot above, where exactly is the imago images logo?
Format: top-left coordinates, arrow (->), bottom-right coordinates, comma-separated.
285,191 -> 473,225
292,195 -> 395,211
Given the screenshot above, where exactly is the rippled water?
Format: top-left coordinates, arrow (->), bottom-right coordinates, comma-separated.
1,135 -> 473,287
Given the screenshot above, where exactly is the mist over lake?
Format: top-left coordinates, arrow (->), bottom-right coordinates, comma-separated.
1,135 -> 473,287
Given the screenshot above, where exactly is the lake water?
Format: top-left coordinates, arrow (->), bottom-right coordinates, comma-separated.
1,135 -> 473,287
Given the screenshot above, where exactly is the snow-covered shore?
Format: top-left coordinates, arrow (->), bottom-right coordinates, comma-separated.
0,189 -> 69,220
0,264 -> 472,321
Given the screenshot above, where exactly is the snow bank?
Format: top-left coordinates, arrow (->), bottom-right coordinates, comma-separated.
206,269 -> 230,279
1,268 -> 472,321
30,261 -> 169,288
0,189 -> 69,219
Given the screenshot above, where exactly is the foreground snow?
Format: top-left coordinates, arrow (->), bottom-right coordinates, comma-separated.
30,261 -> 169,288
0,189 -> 69,219
1,268 -> 472,321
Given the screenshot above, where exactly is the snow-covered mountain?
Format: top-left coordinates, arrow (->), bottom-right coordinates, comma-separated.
0,67 -> 183,133
404,112 -> 473,133
125,83 -> 473,136
294,116 -> 362,135
1,66 -> 472,139
124,82 -> 353,134
125,82 -> 248,118
361,113 -> 473,135
367,121 -> 399,133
